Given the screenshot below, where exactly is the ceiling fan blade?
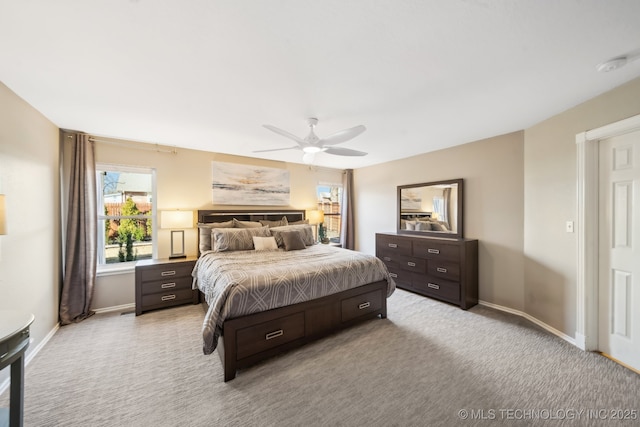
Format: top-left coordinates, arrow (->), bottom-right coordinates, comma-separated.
320,125 -> 366,146
323,146 -> 368,157
263,124 -> 306,145
252,146 -> 300,153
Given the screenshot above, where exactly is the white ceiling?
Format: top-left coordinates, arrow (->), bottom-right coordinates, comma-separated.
2,0 -> 640,169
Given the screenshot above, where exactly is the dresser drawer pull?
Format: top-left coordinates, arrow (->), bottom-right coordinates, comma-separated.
407,261 -> 416,267
265,330 -> 284,340
383,257 -> 391,262
161,270 -> 176,277
389,273 -> 398,278
427,283 -> 440,290
161,294 -> 176,301
436,267 -> 448,273
161,282 -> 176,289
427,249 -> 440,254
359,302 -> 371,310
0,352 -> 7,360
387,243 -> 398,248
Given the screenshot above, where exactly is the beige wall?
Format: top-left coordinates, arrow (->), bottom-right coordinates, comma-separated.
523,76 -> 640,335
0,82 -> 60,385
65,135 -> 344,310
355,131 -> 525,311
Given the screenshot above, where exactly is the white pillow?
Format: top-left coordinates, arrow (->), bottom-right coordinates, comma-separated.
252,236 -> 278,251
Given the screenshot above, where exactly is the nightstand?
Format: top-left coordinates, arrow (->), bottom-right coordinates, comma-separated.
135,257 -> 199,315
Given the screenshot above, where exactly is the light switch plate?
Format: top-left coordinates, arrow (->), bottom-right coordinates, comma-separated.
566,221 -> 574,233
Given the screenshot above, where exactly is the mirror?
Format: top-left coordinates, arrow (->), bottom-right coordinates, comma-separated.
397,179 -> 463,239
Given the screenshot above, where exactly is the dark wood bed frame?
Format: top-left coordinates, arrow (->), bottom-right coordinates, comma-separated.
198,209 -> 388,381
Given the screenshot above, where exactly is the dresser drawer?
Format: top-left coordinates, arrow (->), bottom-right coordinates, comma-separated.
341,288 -> 383,322
140,263 -> 194,282
427,260 -> 460,281
380,253 -> 425,273
141,288 -> 195,308
236,312 -> 305,360
412,275 -> 460,303
141,276 -> 193,295
376,235 -> 412,256
386,268 -> 412,287
413,240 -> 459,261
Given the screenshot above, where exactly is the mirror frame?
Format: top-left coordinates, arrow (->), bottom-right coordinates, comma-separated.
397,178 -> 464,239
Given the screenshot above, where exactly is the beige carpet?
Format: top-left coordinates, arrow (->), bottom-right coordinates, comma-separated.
1,289 -> 638,426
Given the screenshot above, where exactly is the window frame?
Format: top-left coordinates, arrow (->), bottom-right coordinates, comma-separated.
316,182 -> 343,244
96,164 -> 157,273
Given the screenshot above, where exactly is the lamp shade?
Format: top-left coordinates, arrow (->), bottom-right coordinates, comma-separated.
307,209 -> 325,225
0,194 -> 6,235
160,210 -> 194,229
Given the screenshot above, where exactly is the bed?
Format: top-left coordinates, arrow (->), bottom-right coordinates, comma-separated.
193,209 -> 396,381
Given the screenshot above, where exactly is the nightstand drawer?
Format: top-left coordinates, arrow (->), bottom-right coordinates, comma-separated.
341,288 -> 383,322
141,289 -> 195,308
141,276 -> 193,295
236,312 -> 305,360
140,263 -> 194,282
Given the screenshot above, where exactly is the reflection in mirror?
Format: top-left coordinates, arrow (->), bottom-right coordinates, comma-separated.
398,179 -> 463,238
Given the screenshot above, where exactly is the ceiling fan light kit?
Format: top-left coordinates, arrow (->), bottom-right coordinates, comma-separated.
257,117 -> 367,164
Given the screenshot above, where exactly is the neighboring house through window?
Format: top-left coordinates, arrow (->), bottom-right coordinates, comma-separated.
96,165 -> 157,269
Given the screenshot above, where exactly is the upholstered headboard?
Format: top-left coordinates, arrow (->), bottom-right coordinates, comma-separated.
198,209 -> 305,224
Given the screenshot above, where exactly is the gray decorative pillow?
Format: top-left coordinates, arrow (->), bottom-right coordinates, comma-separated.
198,221 -> 234,252
212,227 -> 271,252
288,219 -> 309,225
259,216 -> 288,227
270,224 -> 314,247
233,218 -> 263,228
281,231 -> 306,251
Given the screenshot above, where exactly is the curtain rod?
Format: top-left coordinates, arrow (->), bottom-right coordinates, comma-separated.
66,134 -> 177,154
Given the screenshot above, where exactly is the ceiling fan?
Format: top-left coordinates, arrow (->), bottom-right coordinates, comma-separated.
255,118 -> 367,164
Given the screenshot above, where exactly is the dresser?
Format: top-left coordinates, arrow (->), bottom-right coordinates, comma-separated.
376,232 -> 478,309
135,257 -> 199,315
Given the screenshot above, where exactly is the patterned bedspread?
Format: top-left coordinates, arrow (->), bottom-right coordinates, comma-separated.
192,245 -> 396,354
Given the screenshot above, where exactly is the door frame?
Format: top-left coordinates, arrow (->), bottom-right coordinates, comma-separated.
575,113 -> 640,350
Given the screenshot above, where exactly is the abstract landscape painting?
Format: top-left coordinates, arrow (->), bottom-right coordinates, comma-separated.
212,161 -> 290,205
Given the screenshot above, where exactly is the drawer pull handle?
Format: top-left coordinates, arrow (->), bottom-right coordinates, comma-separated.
161,282 -> 176,289
161,271 -> 176,277
383,257 -> 391,262
389,273 -> 398,278
388,243 -> 398,248
265,330 -> 283,340
359,302 -> 371,310
427,249 -> 440,254
427,283 -> 440,290
161,294 -> 176,301
437,267 -> 448,273
407,261 -> 416,267
0,352 -> 7,359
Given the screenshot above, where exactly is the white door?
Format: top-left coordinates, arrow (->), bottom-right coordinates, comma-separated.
598,130 -> 640,371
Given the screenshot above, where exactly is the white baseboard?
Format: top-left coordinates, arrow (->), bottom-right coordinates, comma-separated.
478,300 -> 577,347
0,322 -> 60,395
92,303 -> 135,315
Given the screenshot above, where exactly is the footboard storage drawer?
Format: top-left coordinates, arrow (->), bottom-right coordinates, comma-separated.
376,233 -> 478,309
236,312 -> 305,360
341,289 -> 383,322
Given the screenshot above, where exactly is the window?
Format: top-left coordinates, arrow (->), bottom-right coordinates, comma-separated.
97,165 -> 156,268
316,183 -> 342,243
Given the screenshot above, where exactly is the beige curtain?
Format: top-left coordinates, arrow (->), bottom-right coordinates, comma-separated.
60,134 -> 97,325
340,169 -> 355,250
443,187 -> 451,224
